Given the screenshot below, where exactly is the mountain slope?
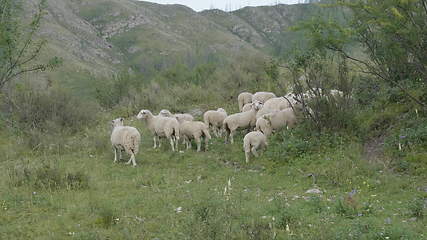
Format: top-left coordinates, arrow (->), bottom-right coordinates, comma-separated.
29,0 -> 324,93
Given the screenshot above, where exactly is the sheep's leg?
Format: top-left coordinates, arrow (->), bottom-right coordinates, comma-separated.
195,138 -> 201,152
175,136 -> 179,151
113,147 -> 118,163
170,137 -> 175,152
204,137 -> 209,151
119,149 -> 123,160
224,129 -> 230,144
186,138 -> 191,150
251,146 -> 259,157
245,151 -> 251,163
230,130 -> 235,144
131,154 -> 137,167
214,126 -> 219,138
126,153 -> 137,167
153,137 -> 157,149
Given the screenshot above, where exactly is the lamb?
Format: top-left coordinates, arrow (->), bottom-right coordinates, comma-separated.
110,118 -> 141,167
203,108 -> 227,137
179,121 -> 211,152
243,131 -> 268,163
137,109 -> 180,151
252,91 -> 276,103
238,92 -> 253,111
255,108 -> 297,137
159,109 -> 194,123
223,101 -> 263,144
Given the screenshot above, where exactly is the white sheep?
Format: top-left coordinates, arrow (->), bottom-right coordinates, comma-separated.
243,131 -> 268,163
252,91 -> 276,103
238,92 -> 253,112
110,118 -> 141,167
180,121 -> 211,152
223,101 -> 263,144
203,108 -> 228,137
255,108 -> 297,137
137,110 -> 180,151
159,109 -> 194,123
255,96 -> 293,119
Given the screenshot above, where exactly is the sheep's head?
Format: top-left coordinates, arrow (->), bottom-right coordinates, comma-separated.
137,110 -> 152,119
252,100 -> 263,111
217,108 -> 226,114
159,109 -> 173,117
111,118 -> 124,128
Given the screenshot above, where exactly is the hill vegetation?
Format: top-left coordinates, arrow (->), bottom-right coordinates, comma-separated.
0,0 -> 426,239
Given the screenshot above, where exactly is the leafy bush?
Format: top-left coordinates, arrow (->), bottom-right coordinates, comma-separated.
266,125 -> 353,163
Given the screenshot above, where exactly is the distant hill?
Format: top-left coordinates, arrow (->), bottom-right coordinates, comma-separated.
27,0 -> 325,93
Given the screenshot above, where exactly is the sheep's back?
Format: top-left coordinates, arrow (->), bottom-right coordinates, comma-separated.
111,127 -> 140,146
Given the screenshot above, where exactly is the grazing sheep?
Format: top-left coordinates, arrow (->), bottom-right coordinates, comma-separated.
263,97 -> 291,110
137,110 -> 180,151
203,108 -> 227,137
243,131 -> 268,163
110,118 -> 141,167
159,110 -> 194,123
238,92 -> 253,111
255,96 -> 293,119
180,121 -> 211,152
223,101 -> 263,144
255,97 -> 290,119
255,108 -> 297,137
252,91 -> 276,103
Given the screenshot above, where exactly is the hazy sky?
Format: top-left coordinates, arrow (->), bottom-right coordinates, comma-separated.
141,0 -> 301,11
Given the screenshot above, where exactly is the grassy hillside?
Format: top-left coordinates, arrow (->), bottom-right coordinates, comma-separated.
0,111 -> 426,239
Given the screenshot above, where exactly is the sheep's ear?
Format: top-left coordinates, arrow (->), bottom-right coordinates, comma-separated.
120,118 -> 124,122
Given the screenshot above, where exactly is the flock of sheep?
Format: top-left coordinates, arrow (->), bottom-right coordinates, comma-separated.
110,90 -> 343,166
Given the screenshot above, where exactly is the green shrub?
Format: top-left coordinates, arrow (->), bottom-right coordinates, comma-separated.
407,197 -> 426,219
1,86 -> 97,133
266,125 -> 353,163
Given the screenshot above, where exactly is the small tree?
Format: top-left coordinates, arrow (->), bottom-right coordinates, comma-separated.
293,0 -> 427,108
0,0 -> 60,90
286,48 -> 355,133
